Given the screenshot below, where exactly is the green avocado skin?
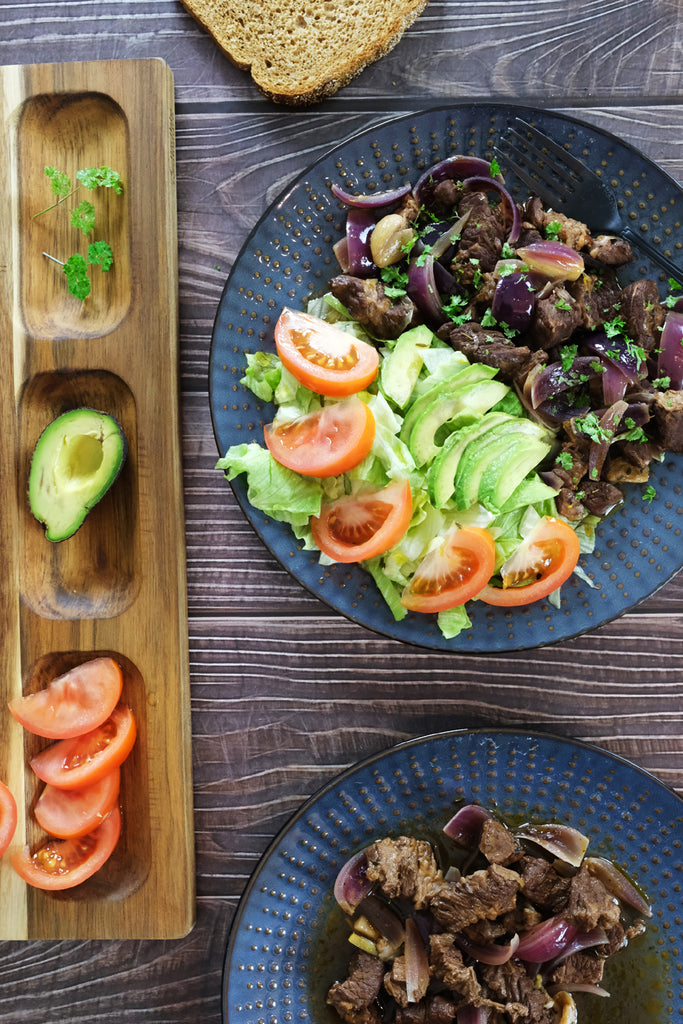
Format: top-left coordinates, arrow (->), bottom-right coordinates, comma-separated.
28,408 -> 128,542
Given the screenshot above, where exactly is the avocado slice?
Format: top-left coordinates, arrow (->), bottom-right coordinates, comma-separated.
428,411 -> 512,508
398,363 -> 499,446
407,378 -> 509,467
453,420 -> 548,512
29,408 -> 127,542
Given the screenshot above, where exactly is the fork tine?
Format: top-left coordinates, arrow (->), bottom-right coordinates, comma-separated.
492,146 -> 556,201
504,127 -> 576,188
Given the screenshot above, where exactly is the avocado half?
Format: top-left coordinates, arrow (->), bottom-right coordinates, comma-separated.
28,408 -> 128,542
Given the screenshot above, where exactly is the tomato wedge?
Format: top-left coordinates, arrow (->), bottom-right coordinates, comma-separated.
12,805 -> 121,890
34,768 -> 121,839
30,705 -> 137,791
477,516 -> 581,606
0,780 -> 17,858
274,307 -> 379,396
311,479 -> 413,562
264,396 -> 375,477
401,526 -> 496,613
8,657 -> 123,739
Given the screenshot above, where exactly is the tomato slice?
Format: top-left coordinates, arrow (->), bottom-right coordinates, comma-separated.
34,768 -> 121,839
12,805 -> 121,890
0,780 -> 17,858
401,526 -> 496,613
311,479 -> 413,562
30,705 -> 137,790
477,516 -> 581,606
264,396 -> 375,477
274,307 -> 379,396
8,657 -> 123,739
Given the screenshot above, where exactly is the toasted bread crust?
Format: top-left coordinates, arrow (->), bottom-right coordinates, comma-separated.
179,0 -> 429,105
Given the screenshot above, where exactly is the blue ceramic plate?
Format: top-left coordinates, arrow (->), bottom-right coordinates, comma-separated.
222,729 -> 683,1024
209,103 -> 683,652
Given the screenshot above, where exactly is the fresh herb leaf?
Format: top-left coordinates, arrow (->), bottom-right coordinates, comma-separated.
489,156 -> 501,177
643,485 -> 657,502
557,451 -> 574,470
76,165 -> 124,193
555,298 -> 572,311
63,254 -> 91,301
87,240 -> 114,272
70,200 -> 96,235
652,375 -> 671,389
545,219 -> 562,241
44,166 -> 72,198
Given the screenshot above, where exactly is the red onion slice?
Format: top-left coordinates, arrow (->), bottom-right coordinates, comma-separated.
443,803 -> 493,847
491,272 -> 536,331
430,210 -> 472,261
657,309 -> 683,388
333,235 -> 350,272
528,357 -> 602,410
548,982 -> 610,998
404,917 -> 430,1004
456,1007 -> 489,1024
407,253 -> 448,325
414,155 -> 497,208
600,359 -> 630,406
545,926 -> 608,971
583,331 -> 644,382
462,175 -> 522,244
333,849 -> 372,914
331,181 -> 412,209
346,207 -> 377,277
455,931 -> 520,965
515,240 -> 584,282
356,895 -> 405,951
515,822 -> 589,867
585,856 -> 652,917
586,399 -> 628,482
517,915 -> 578,962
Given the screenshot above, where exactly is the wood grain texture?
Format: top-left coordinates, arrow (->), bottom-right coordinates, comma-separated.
1,0 -> 683,1020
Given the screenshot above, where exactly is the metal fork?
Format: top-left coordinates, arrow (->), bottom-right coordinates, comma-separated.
495,118 -> 683,280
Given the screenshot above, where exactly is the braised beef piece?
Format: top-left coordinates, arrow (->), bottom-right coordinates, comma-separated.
430,179 -> 466,217
394,994 -> 459,1024
549,950 -> 605,988
531,286 -> 584,349
328,275 -> 415,340
364,836 -> 442,909
522,196 -> 592,252
619,279 -> 665,356
428,864 -> 522,932
564,862 -> 621,931
568,271 -> 621,329
452,191 -> 506,286
327,950 -> 384,1024
605,438 -> 663,483
652,389 -> 683,452
555,487 -> 587,521
579,479 -> 625,518
478,960 -> 556,1024
588,234 -> 634,266
479,818 -> 519,866
429,933 -> 481,1005
437,321 -> 546,385
385,955 -> 428,1008
520,856 -> 571,913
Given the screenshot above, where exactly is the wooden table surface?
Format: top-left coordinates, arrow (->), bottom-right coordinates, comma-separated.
2,1 -> 683,1021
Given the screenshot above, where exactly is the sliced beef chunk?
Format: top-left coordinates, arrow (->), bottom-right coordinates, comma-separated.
428,864 -> 522,932
520,855 -> 571,914
394,994 -> 459,1024
364,836 -> 442,910
605,438 -> 663,483
532,286 -> 584,349
580,479 -> 624,518
523,196 -> 591,252
556,487 -> 587,521
565,863 -> 621,932
479,818 -> 519,866
549,950 -> 605,987
653,389 -> 683,452
327,950 -> 384,1024
329,275 -> 415,340
479,960 -> 556,1024
437,321 -> 545,384
619,279 -> 665,356
429,933 -> 482,1004
588,234 -> 633,266
430,179 -> 466,216
452,191 -> 506,285
568,271 -> 621,329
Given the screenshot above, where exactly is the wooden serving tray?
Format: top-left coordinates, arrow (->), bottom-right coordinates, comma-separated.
0,59 -> 194,939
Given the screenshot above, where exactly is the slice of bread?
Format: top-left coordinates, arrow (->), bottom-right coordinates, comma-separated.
180,0 -> 429,105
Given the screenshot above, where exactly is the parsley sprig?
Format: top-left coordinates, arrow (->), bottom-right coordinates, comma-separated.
34,165 -> 123,301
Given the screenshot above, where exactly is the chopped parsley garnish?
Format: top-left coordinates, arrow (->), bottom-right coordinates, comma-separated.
574,412 -> 612,443
643,485 -> 657,503
557,451 -> 574,470
489,156 -> 502,177
652,375 -> 671,390
560,344 -> 578,371
545,219 -> 562,241
555,298 -> 572,311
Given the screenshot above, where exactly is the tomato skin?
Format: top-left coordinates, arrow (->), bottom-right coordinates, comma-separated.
264,396 -> 375,477
311,479 -> 413,562
8,657 -> 123,740
30,705 -> 137,791
0,780 -> 17,858
401,526 -> 496,613
274,307 -> 379,396
34,768 -> 121,839
477,516 -> 580,607
12,805 -> 121,890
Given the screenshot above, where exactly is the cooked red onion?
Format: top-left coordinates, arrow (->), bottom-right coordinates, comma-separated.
443,803 -> 493,847
545,927 -> 608,972
356,895 -> 405,950
585,856 -> 652,917
333,849 -> 372,914
516,240 -> 584,282
404,917 -> 430,1004
333,235 -> 350,272
548,982 -> 610,998
528,356 -> 602,410
586,399 -> 628,482
345,207 -> 377,277
491,272 -> 536,331
583,330 -> 644,382
414,155 -> 497,208
456,1007 -> 489,1024
455,931 -> 520,965
516,915 -> 578,962
430,210 -> 472,261
331,181 -> 412,209
407,253 -> 449,325
600,358 -> 630,405
657,309 -> 683,388
462,175 -> 521,244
